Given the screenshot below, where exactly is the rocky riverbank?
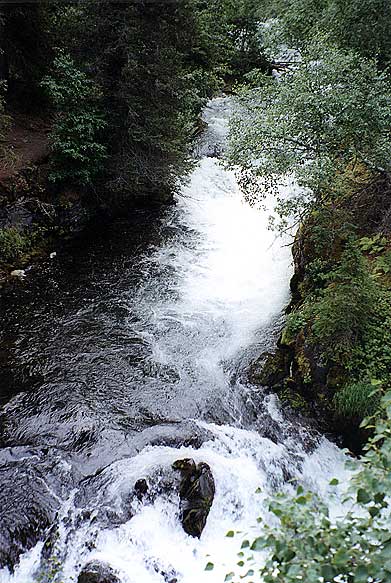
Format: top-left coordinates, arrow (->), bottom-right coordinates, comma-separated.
0,114 -> 177,287
251,172 -> 391,453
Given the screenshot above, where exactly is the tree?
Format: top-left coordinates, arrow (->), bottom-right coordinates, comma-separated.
228,44 -> 391,227
41,51 -> 107,186
267,0 -> 391,67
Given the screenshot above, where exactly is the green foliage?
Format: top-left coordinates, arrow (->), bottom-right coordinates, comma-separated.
310,244 -> 378,362
348,286 -> 391,389
334,380 -> 381,419
224,392 -> 391,583
328,0 -> 391,66
192,0 -> 268,81
1,0 -> 267,201
0,227 -> 30,263
268,0 -> 391,66
228,43 -> 391,226
41,52 -> 107,186
358,233 -> 388,254
283,309 -> 308,342
283,237 -> 391,424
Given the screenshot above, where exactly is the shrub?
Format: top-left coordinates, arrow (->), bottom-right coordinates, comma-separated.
218,392 -> 391,583
0,227 -> 30,263
41,52 -> 107,185
334,380 -> 381,420
310,244 -> 378,363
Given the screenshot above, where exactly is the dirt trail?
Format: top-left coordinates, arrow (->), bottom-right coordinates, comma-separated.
0,114 -> 50,182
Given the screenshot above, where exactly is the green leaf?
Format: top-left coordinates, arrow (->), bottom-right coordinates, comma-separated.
250,537 -> 264,551
329,478 -> 339,486
205,562 -> 214,571
241,540 -> 250,549
321,564 -> 335,581
357,489 -> 371,504
226,530 -> 235,538
224,573 -> 234,582
354,565 -> 368,582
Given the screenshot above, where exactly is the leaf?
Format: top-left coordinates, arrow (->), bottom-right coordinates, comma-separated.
225,573 -> 234,582
226,531 -> 235,538
354,565 -> 369,582
250,537 -> 264,551
321,564 -> 336,581
334,549 -> 349,565
241,540 -> 250,549
357,489 -> 371,504
329,478 -> 339,486
205,562 -> 214,571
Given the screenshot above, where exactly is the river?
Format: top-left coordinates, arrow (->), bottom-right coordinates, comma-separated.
0,98 -> 348,583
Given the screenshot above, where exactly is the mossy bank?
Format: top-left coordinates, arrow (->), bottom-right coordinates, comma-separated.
251,173 -> 391,452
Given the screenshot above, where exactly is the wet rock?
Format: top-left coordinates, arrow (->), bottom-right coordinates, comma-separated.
0,464 -> 60,570
149,558 -> 178,583
10,269 -> 26,278
173,458 -> 215,538
134,478 -> 149,501
77,561 -> 120,583
250,349 -> 290,388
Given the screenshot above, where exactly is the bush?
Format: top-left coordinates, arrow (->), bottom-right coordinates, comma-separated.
334,380 -> 381,420
41,52 -> 107,185
218,392 -> 391,583
0,227 -> 30,263
310,244 -> 378,363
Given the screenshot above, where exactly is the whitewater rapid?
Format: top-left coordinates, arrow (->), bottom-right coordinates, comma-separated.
0,97 -> 349,583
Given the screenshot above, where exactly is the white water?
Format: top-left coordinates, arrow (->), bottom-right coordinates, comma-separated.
0,98 -> 349,583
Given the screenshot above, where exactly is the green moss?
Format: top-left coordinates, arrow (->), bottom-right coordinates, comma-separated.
279,385 -> 310,412
254,351 -> 287,386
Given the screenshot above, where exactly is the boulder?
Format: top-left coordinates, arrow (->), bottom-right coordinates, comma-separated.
172,458 -> 215,538
77,561 -> 120,583
134,478 -> 149,501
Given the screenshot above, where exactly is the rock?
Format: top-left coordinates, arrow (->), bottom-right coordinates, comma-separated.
134,478 -> 149,501
77,561 -> 120,583
150,559 -> 178,583
10,269 -> 25,278
0,462 -> 60,571
172,458 -> 215,538
250,350 -> 290,387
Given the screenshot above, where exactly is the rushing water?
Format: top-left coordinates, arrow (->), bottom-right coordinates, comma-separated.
0,98 -> 348,583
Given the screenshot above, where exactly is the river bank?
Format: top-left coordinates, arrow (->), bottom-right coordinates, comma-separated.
251,172 -> 391,453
